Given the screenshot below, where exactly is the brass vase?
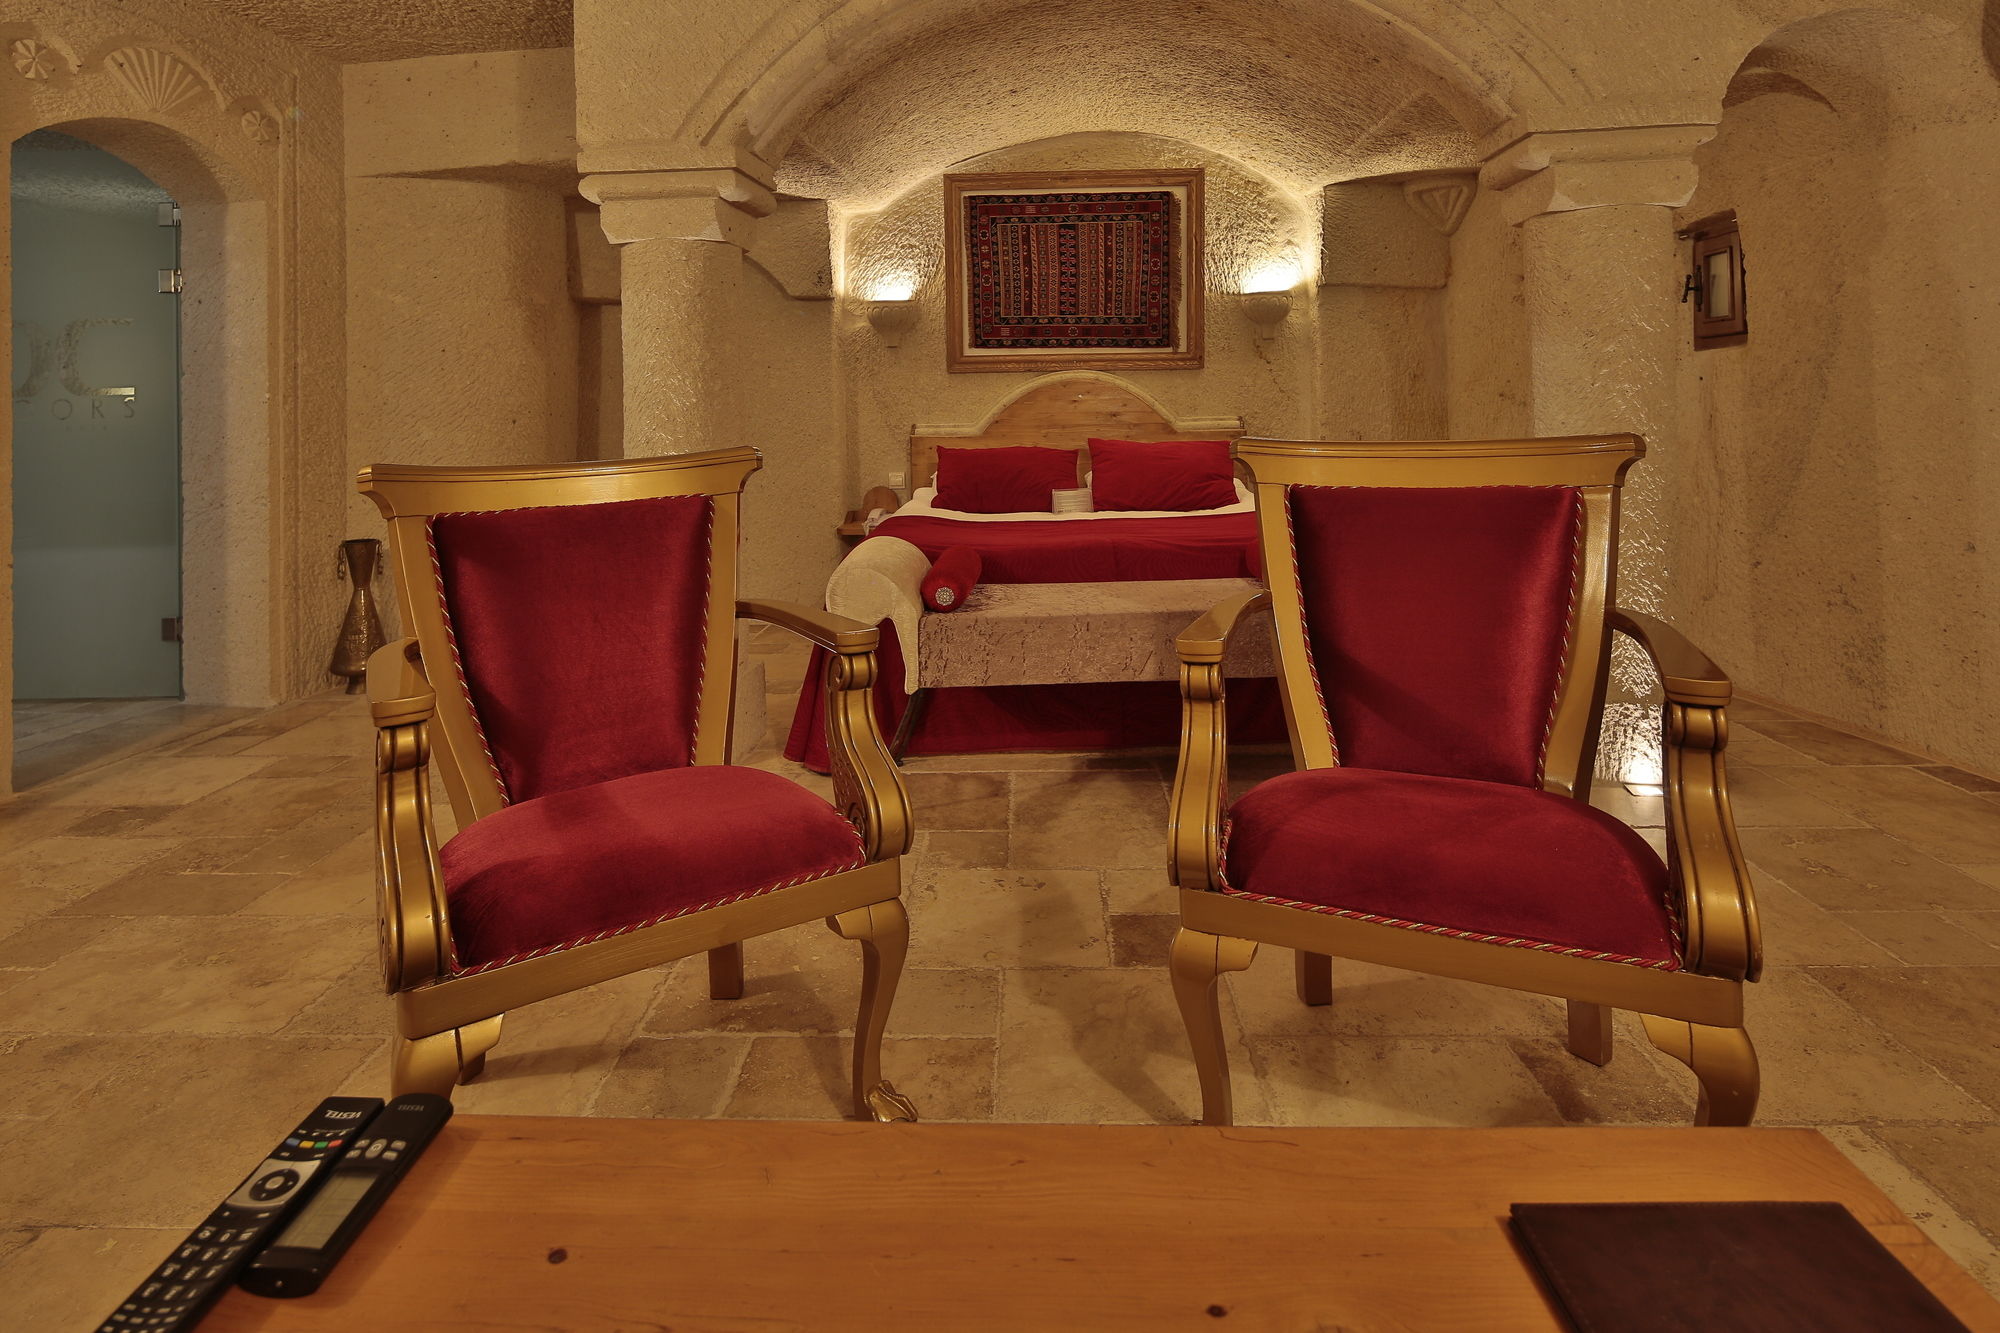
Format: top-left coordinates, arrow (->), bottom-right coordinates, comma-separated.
330,538 -> 386,694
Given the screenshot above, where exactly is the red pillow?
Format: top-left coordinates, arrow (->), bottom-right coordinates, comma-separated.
921,546 -> 982,612
933,446 -> 1078,514
1087,438 -> 1237,511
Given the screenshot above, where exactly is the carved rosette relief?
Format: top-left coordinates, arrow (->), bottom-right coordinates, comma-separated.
241,110 -> 279,144
105,46 -> 206,114
10,38 -> 60,80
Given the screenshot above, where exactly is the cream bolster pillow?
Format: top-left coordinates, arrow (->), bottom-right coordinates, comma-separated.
823,535 -> 929,694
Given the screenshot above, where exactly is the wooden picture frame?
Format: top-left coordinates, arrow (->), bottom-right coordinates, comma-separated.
944,169 -> 1204,374
1686,212 -> 1747,349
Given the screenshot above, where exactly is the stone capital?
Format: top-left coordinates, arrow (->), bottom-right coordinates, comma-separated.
1481,126 -> 1715,226
580,166 -> 777,247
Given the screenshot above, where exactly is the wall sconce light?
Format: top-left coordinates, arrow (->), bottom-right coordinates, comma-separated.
1239,289 -> 1294,343
866,299 -> 918,349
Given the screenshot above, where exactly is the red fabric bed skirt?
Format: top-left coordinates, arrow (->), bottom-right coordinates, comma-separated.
782,621 -> 1286,773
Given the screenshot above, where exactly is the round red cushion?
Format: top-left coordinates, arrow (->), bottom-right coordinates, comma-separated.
921,545 -> 983,612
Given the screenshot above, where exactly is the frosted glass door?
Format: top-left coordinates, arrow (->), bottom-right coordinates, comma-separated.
11,136 -> 181,699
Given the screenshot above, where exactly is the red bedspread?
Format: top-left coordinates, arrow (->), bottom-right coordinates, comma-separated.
867,512 -> 1259,582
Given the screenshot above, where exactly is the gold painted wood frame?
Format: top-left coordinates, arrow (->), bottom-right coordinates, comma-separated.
944,169 -> 1205,373
1167,435 -> 1763,1129
358,451 -> 917,1122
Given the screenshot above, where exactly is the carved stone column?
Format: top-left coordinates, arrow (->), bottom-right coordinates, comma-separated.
580,163 -> 775,457
1485,127 -> 1713,780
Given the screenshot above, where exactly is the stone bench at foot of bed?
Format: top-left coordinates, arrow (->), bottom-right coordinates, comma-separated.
916,577 -> 1275,689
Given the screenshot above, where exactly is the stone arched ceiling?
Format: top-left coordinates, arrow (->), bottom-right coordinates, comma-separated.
201,0 -> 569,62
766,0 -> 1505,207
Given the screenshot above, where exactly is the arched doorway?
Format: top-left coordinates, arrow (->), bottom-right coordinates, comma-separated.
10,130 -> 183,711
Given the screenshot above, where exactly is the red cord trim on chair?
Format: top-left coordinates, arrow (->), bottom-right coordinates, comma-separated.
686,501 -> 717,764
1536,497 -> 1585,785
445,851 -> 869,978
1282,488 -> 1340,765
425,515 -> 513,806
1212,816 -> 1679,971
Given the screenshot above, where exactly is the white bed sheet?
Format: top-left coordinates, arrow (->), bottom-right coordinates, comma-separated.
893,480 -> 1253,523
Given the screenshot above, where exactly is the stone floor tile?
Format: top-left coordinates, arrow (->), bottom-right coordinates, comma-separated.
1808,966 -> 2000,1112
135,774 -> 363,840
899,751 -> 1159,773
1108,913 -> 1179,968
38,756 -> 278,808
1964,865 -> 2000,891
1724,766 -> 1870,828
282,958 -> 391,1037
235,714 -> 378,758
0,1036 -> 378,1229
1944,912 -> 2000,949
1740,827 -> 1999,912
1588,784 -> 1664,828
0,916 -> 370,1036
1744,718 -> 1925,766
447,971 -> 661,1116
1747,968 -> 1997,1123
0,917 -> 120,969
901,771 -> 1011,830
52,806 -> 174,838
1770,766 -> 2000,864
590,1035 -> 752,1119
1727,727 -> 1822,766
1833,911 -> 2000,966
1227,954 -> 1562,1040
902,867 -> 1108,969
914,829 -> 1009,869
0,799 -> 91,851
63,870 -> 293,917
1103,868 -> 1176,915
1917,765 -> 2000,795
1840,1125 -> 2000,1292
0,837 -> 182,935
994,968 -> 1268,1125
0,1226 -> 182,1333
724,1034 -> 996,1121
1507,1013 -> 1700,1126
1750,878 -> 1899,967
1009,769 -> 1169,869
1249,1035 -> 1560,1128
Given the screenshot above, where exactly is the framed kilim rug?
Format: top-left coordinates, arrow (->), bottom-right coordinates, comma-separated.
943,168 -> 1204,373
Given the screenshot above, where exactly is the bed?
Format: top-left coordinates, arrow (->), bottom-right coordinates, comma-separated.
784,376 -> 1284,769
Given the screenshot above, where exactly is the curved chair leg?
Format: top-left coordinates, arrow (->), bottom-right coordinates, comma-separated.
1170,927 -> 1259,1126
828,899 -> 918,1122
1641,1015 -> 1759,1126
456,1013 -> 505,1083
1295,951 -> 1333,1007
1565,1000 -> 1613,1067
707,942 -> 746,1000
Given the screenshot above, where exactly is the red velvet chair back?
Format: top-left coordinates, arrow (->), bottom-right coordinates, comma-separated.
1237,436 -> 1643,796
360,449 -> 761,824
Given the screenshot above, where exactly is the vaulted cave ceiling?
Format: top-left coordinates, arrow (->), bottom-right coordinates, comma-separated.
200,0 -> 569,63
770,0 -> 1503,206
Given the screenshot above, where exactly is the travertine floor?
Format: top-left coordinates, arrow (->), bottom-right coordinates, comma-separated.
5,628 -> 2000,1327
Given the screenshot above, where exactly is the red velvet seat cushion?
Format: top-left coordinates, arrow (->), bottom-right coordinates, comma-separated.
437,765 -> 866,973
1221,767 -> 1680,969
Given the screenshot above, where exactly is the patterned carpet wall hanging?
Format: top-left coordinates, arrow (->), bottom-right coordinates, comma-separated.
944,169 -> 1204,373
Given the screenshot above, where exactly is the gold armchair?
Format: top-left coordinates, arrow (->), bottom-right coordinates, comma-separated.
361,448 -> 918,1121
1168,435 -> 1762,1127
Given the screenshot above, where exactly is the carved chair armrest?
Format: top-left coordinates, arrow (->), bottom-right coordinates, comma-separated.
737,600 -> 913,862
366,640 -> 452,992
1170,590 -> 1273,892
1609,610 -> 1761,981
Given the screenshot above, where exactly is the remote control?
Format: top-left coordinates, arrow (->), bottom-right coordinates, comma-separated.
95,1096 -> 383,1332
239,1091 -> 453,1298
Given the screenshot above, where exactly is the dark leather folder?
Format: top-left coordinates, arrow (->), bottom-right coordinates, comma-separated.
1508,1201 -> 1971,1332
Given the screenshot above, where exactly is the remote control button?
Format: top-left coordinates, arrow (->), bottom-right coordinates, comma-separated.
364,1140 -> 384,1158
176,1245 -> 197,1259
249,1167 -> 300,1201
140,1284 -> 159,1298
391,1139 -> 409,1151
196,1226 -> 214,1240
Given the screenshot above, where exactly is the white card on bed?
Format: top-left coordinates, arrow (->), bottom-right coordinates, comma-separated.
1051,487 -> 1094,514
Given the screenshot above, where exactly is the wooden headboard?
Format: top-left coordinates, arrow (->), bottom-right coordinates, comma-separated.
910,375 -> 1244,489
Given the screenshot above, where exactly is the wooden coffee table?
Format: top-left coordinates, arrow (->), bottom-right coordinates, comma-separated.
200,1119 -> 2000,1331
